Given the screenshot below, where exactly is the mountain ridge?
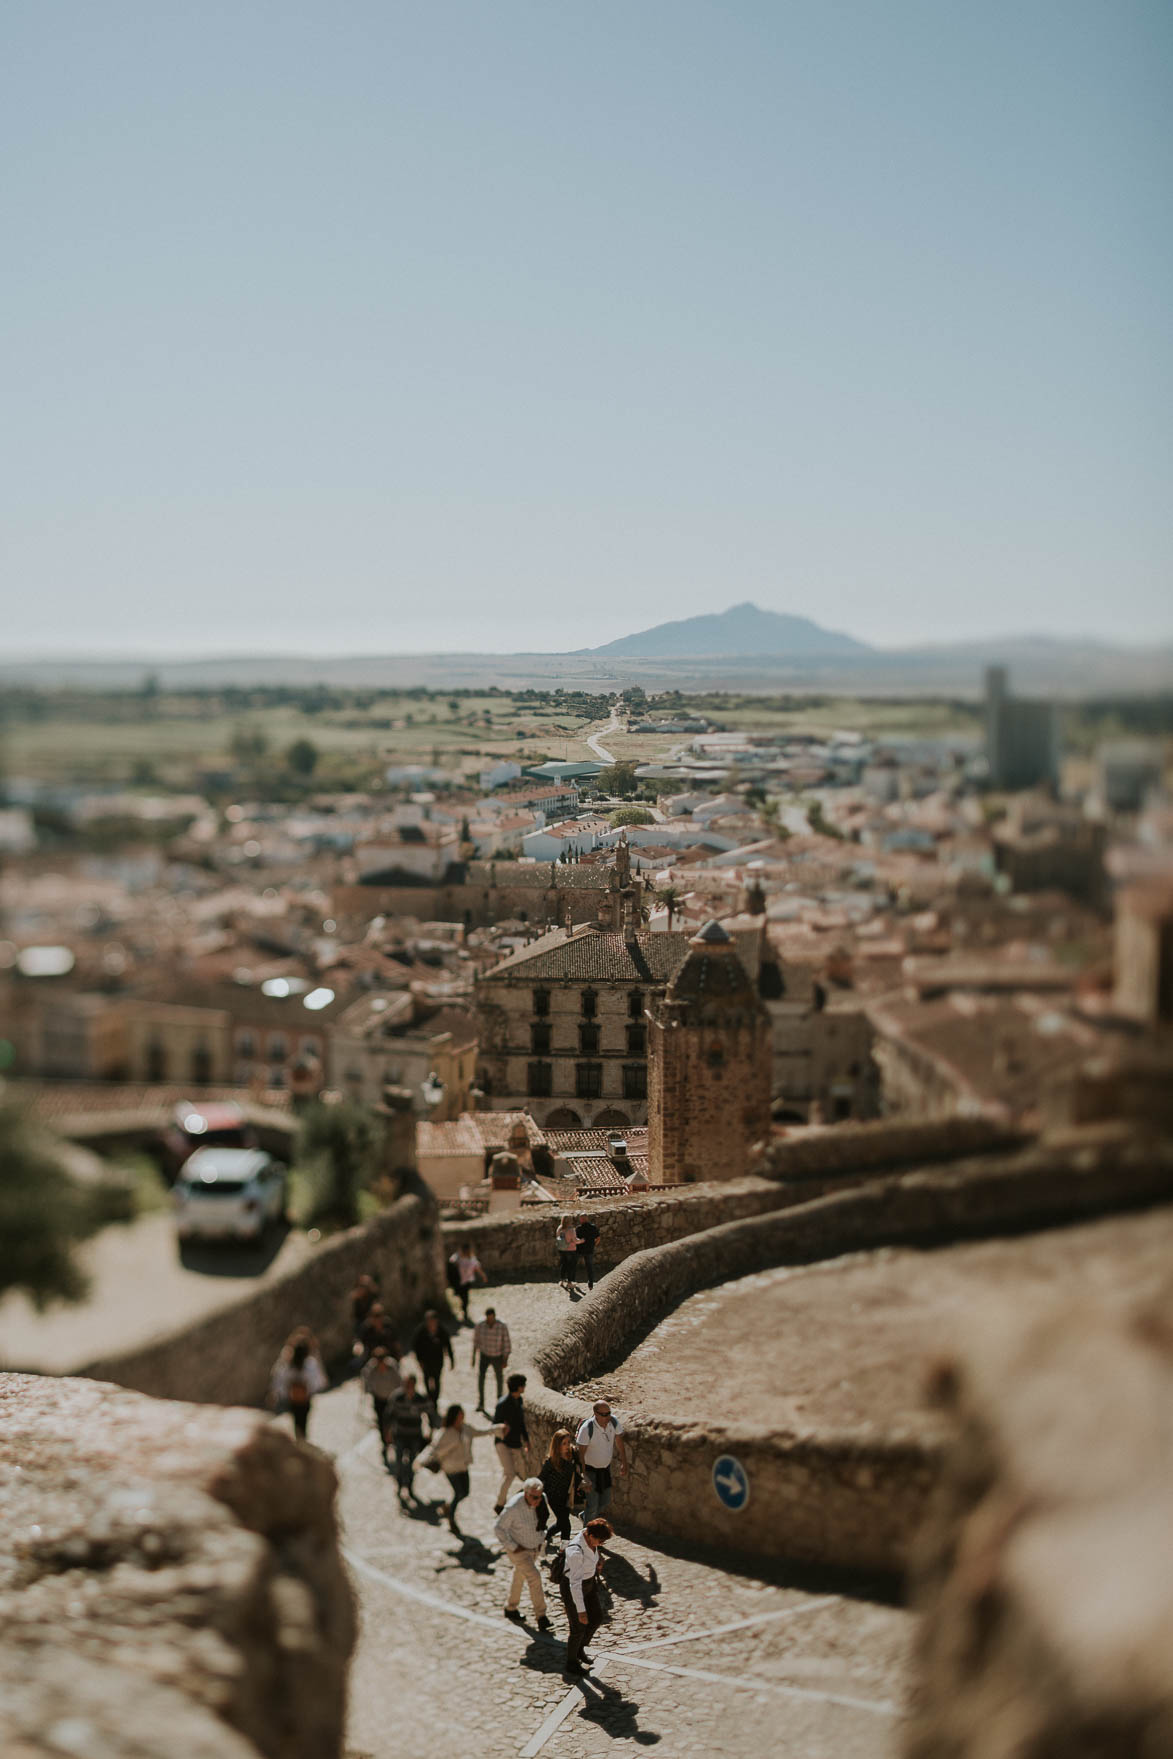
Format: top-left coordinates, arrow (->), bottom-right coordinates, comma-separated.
582,601 -> 870,658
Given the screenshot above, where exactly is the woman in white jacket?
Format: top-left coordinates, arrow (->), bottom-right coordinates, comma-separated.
421,1403 -> 500,1535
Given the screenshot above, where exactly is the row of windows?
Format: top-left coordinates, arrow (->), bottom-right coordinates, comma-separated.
530,1023 -> 646,1056
532,988 -> 645,1022
234,1032 -> 321,1061
527,1062 -> 647,1101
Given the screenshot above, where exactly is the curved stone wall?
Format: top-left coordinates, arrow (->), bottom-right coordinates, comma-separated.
524,1126 -> 1173,1574
83,1181 -> 445,1408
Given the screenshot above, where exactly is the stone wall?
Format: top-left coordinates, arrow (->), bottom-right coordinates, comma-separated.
0,1372 -> 355,1759
441,1177 -> 796,1279
756,1114 -> 1027,1182
902,1285 -> 1173,1758
84,1180 -> 446,1408
524,1124 -> 1173,1574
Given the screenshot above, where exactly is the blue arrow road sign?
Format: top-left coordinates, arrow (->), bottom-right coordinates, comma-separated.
712,1454 -> 750,1512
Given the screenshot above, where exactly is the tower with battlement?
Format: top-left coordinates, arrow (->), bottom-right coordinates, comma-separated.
647,920 -> 773,1183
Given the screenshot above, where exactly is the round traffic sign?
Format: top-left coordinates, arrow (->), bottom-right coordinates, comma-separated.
711,1454 -> 750,1511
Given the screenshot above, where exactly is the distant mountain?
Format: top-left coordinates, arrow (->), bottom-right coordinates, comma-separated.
585,602 -> 872,658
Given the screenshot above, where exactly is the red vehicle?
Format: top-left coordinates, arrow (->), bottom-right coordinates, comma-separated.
162,1102 -> 256,1179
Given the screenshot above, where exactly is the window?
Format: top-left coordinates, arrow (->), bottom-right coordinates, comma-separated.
528,1061 -> 553,1097
191,1044 -> 212,1084
237,1030 -> 255,1058
622,1064 -> 647,1101
579,1022 -> 600,1055
532,988 -> 550,1017
530,1021 -> 551,1055
268,1033 -> 287,1061
300,1036 -> 321,1058
627,989 -> 644,1020
575,1061 -> 602,1100
146,1040 -> 167,1082
626,1023 -> 646,1056
580,988 -> 598,1020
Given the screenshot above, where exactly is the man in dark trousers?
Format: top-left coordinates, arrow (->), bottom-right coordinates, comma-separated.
385,1373 -> 434,1500
411,1308 -> 455,1406
559,1518 -> 612,1677
492,1372 -> 531,1512
575,1213 -> 600,1291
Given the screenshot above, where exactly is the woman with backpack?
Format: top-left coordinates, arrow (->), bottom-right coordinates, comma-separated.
417,1403 -> 500,1536
269,1326 -> 328,1442
539,1428 -> 583,1548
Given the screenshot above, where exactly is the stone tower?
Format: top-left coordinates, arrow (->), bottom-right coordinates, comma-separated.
648,920 -> 773,1184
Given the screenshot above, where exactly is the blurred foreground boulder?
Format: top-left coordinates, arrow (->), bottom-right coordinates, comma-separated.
0,1374 -> 355,1759
904,1277 -> 1173,1759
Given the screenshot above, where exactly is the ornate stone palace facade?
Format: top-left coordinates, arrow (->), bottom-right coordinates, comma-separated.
474,915 -> 771,1131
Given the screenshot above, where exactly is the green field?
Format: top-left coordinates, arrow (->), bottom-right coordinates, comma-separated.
2,689 -> 610,787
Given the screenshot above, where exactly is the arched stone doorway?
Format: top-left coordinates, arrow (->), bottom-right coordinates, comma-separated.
592,1109 -> 630,1129
544,1107 -> 583,1128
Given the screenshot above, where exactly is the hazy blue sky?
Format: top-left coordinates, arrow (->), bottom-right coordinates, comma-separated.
3,1 -> 1169,656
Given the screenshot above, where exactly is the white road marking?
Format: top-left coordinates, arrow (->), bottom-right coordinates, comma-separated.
518,1661 -> 610,1758
343,1547 -> 512,1635
601,1649 -> 898,1717
608,1595 -> 838,1654
344,1544 -> 899,1726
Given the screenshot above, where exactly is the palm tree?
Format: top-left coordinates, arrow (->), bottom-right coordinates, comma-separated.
656,884 -> 683,932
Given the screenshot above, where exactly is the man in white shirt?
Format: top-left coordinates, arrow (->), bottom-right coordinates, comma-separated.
559,1517 -> 613,1676
575,1400 -> 628,1523
494,1478 -> 551,1630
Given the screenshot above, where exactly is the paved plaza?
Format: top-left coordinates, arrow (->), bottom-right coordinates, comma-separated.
307,1279 -> 911,1759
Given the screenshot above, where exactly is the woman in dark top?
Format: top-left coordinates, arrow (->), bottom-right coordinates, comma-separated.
538,1428 -> 581,1545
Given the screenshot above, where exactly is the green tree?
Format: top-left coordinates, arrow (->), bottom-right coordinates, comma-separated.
609,806 -> 654,827
598,760 -> 639,797
230,722 -> 269,763
285,737 -> 319,777
0,1103 -> 119,1307
295,1100 -> 380,1229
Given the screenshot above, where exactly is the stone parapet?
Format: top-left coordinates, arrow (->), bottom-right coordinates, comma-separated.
525,1125 -> 1173,1574
0,1373 -> 355,1759
756,1114 -> 1027,1182
83,1181 -> 445,1407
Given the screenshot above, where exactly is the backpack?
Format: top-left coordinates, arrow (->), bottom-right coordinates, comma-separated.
549,1545 -> 569,1585
286,1374 -> 310,1407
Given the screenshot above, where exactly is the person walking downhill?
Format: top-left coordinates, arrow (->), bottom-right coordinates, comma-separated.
576,1400 -> 628,1522
492,1373 -> 532,1513
384,1372 -> 435,1499
539,1428 -> 583,1548
355,1301 -> 399,1364
554,1215 -> 580,1290
349,1273 -> 379,1335
360,1345 -> 401,1446
559,1518 -> 613,1677
495,1479 -> 552,1631
471,1307 -> 511,1412
411,1308 -> 455,1406
419,1403 -> 498,1536
447,1240 -> 487,1323
575,1213 -> 600,1291
269,1328 -> 327,1443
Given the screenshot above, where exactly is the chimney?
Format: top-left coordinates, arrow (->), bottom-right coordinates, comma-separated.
623,891 -> 637,943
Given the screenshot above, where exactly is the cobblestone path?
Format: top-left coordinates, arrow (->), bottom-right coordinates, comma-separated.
307,1279 -> 911,1759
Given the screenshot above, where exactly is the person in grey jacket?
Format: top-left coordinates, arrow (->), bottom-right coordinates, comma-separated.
494,1478 -> 551,1629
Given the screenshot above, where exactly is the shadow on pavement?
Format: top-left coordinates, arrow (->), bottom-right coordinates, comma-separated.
600,1552 -> 660,1609
177,1219 -> 292,1277
432,1536 -> 498,1578
567,1671 -> 662,1745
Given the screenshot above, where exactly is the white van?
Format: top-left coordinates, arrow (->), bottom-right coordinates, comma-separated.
174,1148 -> 287,1245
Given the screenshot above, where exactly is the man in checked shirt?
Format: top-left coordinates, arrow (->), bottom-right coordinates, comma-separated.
471,1307 -> 512,1412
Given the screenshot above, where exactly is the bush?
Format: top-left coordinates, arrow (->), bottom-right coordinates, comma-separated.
609,806 -> 654,827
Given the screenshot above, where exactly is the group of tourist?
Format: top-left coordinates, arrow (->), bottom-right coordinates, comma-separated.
267,1228 -> 629,1677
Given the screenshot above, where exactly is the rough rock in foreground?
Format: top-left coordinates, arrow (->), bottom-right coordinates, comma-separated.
0,1374 -> 355,1759
904,1279 -> 1173,1759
